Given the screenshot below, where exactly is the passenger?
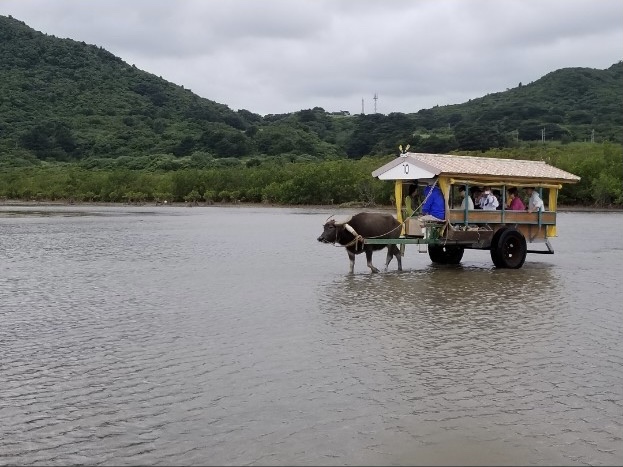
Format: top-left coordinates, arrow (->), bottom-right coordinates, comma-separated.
525,187 -> 544,213
458,186 -> 474,210
420,182 -> 445,221
478,186 -> 499,210
404,183 -> 419,218
471,187 -> 483,209
507,187 -> 526,210
492,189 -> 502,210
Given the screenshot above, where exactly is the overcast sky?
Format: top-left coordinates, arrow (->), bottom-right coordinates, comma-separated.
1,0 -> 622,116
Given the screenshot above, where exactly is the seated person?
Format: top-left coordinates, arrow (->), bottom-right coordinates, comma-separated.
492,189 -> 502,210
458,186 -> 474,210
507,187 -> 526,210
404,183 -> 418,217
524,187 -> 544,213
420,182 -> 445,221
478,186 -> 499,210
471,187 -> 483,209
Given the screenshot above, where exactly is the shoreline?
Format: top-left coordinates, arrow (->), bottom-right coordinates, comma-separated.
1,199 -> 622,213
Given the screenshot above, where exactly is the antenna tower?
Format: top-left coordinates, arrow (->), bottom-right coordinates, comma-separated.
361,98 -> 364,115
373,92 -> 378,114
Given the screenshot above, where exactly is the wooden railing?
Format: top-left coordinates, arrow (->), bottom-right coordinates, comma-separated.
448,209 -> 556,225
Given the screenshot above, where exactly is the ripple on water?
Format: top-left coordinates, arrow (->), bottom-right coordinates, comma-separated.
1,207 -> 622,466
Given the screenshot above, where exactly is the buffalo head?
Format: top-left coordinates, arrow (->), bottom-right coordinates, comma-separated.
317,219 -> 340,244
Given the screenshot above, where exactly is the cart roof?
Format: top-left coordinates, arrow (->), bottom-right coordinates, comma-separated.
371,152 -> 581,184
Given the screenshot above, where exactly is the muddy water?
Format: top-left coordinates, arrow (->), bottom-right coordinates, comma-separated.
1,205 -> 621,465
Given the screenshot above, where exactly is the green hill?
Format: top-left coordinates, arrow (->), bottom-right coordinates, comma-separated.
1,14 -> 621,168
0,15 -> 265,164
417,62 -> 623,148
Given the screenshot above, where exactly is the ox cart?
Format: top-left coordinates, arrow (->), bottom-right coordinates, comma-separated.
364,152 -> 580,269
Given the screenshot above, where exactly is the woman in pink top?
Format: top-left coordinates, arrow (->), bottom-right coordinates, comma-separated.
507,187 -> 526,210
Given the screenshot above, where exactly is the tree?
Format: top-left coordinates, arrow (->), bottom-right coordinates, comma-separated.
454,123 -> 508,151
20,121 -> 77,160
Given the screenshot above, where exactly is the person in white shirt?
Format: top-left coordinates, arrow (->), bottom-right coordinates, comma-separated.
478,187 -> 499,210
458,186 -> 474,210
525,187 -> 544,213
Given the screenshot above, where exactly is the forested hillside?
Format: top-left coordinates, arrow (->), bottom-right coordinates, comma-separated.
0,15 -> 263,166
1,14 -> 622,170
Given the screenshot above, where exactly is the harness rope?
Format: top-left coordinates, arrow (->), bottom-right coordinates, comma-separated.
327,179 -> 442,248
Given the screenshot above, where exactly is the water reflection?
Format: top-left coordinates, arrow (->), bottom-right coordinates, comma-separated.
323,263 -> 560,329
314,263 -> 614,465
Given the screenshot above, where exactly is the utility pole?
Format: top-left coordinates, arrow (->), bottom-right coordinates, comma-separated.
591,129 -> 595,143
541,127 -> 545,143
373,92 -> 378,114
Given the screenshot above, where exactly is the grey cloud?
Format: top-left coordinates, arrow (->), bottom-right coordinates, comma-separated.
0,0 -> 621,115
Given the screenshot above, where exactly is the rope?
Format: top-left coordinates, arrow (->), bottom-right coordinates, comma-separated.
403,178 -> 438,220
325,179 -> 450,249
330,223 -> 363,249
326,179 -> 445,246
342,234 -> 364,249
365,178 -> 440,239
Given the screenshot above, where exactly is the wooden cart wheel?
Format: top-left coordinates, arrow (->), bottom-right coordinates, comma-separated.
492,228 -> 527,269
428,245 -> 465,264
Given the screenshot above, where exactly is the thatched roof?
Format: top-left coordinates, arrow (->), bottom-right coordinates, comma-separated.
371,152 -> 581,184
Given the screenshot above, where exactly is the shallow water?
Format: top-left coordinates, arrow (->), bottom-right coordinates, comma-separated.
1,205 -> 621,465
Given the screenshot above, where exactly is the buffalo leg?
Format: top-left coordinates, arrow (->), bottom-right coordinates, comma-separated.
347,250 -> 356,274
365,249 -> 380,273
385,245 -> 402,271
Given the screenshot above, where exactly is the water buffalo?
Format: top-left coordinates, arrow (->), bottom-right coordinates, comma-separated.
317,212 -> 402,273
